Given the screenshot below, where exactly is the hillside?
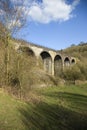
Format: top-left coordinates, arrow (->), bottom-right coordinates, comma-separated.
0,38 -> 58,96
63,43 -> 87,60
0,85 -> 87,130
58,43 -> 87,83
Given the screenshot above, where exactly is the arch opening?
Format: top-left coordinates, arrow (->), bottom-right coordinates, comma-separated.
64,57 -> 70,67
18,46 -> 35,56
54,55 -> 62,76
40,51 -> 52,74
71,59 -> 75,64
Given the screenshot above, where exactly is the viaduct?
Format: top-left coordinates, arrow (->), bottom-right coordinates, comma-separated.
14,40 -> 76,76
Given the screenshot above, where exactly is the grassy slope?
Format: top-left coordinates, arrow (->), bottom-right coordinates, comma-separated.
63,44 -> 87,60
0,85 -> 87,130
0,89 -> 27,130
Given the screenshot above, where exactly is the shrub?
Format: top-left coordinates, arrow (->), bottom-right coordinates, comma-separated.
62,65 -> 84,84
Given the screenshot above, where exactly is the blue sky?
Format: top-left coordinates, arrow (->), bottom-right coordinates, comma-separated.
16,0 -> 87,50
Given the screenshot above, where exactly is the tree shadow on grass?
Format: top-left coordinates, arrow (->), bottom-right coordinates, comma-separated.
41,92 -> 87,112
19,98 -> 87,130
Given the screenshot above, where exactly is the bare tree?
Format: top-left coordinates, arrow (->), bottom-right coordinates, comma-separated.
0,0 -> 27,36
0,0 -> 28,85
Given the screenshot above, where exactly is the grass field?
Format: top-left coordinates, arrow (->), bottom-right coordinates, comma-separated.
0,85 -> 87,130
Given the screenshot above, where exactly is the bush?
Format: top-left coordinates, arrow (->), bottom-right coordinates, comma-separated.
78,61 -> 87,80
62,65 -> 84,84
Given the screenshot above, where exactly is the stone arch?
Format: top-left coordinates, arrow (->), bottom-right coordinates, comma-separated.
40,51 -> 52,74
64,57 -> 70,67
71,59 -> 75,65
54,55 -> 62,76
18,46 -> 35,56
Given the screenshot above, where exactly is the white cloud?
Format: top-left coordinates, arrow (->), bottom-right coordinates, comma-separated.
0,9 -> 4,15
0,0 -> 80,24
28,0 -> 80,23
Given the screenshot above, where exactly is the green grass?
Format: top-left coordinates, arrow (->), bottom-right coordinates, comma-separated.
0,89 -> 27,130
0,85 -> 87,130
